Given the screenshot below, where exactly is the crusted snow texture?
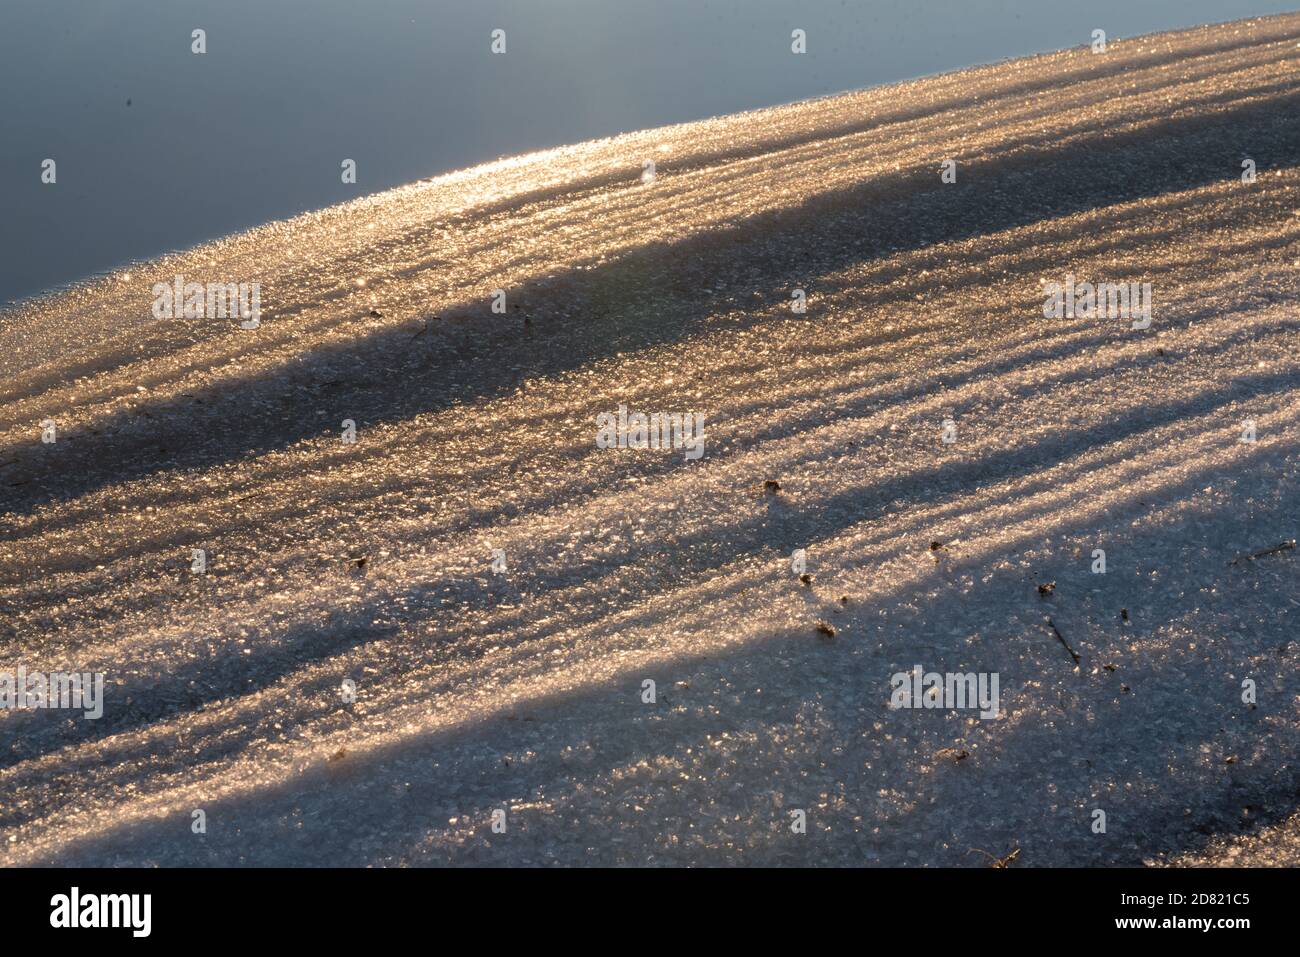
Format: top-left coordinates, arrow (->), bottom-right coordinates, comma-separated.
2,14 -> 1299,867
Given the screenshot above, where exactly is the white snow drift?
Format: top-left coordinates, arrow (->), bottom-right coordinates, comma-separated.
2,14 -> 1299,866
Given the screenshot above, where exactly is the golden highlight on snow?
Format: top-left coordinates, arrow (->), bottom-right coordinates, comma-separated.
2,14 -> 1298,866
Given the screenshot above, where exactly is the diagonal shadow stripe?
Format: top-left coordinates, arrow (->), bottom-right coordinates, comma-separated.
3,87 -> 1300,521
2,359 -> 1296,778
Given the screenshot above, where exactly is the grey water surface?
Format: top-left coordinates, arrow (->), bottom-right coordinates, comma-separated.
1,0 -> 1295,304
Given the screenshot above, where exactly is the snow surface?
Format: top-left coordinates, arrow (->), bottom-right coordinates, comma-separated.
2,14 -> 1299,866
